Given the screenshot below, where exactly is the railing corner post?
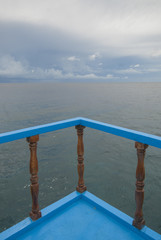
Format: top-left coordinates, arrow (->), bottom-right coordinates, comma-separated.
133,141 -> 148,229
26,135 -> 41,220
75,125 -> 87,193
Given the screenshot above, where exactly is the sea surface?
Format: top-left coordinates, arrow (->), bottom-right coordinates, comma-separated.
0,82 -> 161,234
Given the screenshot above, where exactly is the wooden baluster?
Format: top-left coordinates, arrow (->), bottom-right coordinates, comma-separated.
133,142 -> 148,229
75,125 -> 87,193
26,135 -> 41,220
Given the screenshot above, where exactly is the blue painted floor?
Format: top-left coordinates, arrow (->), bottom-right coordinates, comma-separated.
17,199 -> 146,240
1,191 -> 160,240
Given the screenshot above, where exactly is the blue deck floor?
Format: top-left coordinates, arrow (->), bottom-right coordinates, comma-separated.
1,191 -> 160,240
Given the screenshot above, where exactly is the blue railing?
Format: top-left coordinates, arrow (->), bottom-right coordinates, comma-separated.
1,117 -> 161,148
1,117 -> 161,230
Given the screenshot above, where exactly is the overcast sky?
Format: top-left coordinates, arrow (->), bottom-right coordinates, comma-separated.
0,0 -> 161,81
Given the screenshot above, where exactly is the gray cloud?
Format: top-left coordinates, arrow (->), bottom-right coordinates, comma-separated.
0,0 -> 161,81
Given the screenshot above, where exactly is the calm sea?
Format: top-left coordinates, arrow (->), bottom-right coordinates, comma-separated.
0,82 -> 161,234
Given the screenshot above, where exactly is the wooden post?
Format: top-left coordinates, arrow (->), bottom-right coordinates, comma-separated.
26,135 -> 41,220
75,125 -> 87,193
133,142 -> 148,229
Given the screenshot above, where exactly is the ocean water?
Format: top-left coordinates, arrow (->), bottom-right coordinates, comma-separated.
0,82 -> 161,234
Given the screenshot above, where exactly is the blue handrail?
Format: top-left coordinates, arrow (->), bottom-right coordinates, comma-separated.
1,117 -> 161,148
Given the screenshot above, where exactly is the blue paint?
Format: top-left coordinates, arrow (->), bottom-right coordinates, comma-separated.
82,191 -> 161,240
0,117 -> 81,144
80,117 -> 161,149
1,191 -> 160,240
1,117 -> 161,148
0,192 -> 81,240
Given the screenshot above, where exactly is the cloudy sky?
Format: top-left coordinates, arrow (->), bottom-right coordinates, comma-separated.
0,0 -> 161,81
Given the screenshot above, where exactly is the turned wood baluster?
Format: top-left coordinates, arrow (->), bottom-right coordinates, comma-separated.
133,142 -> 148,229
26,135 -> 41,220
75,125 -> 87,193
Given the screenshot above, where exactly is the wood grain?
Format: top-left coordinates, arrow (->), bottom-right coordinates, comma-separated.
27,135 -> 41,220
133,142 -> 148,229
75,125 -> 87,193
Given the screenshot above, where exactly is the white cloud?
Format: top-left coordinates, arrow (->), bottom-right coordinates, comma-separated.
89,54 -> 97,61
75,73 -> 119,80
106,74 -> 114,79
67,56 -> 80,61
151,49 -> 161,57
75,73 -> 97,79
118,68 -> 141,74
134,64 -> 140,68
117,64 -> 161,75
0,55 -> 122,81
129,64 -> 140,68
89,52 -> 100,61
0,55 -> 28,76
1,54 -> 161,82
0,55 -> 65,79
